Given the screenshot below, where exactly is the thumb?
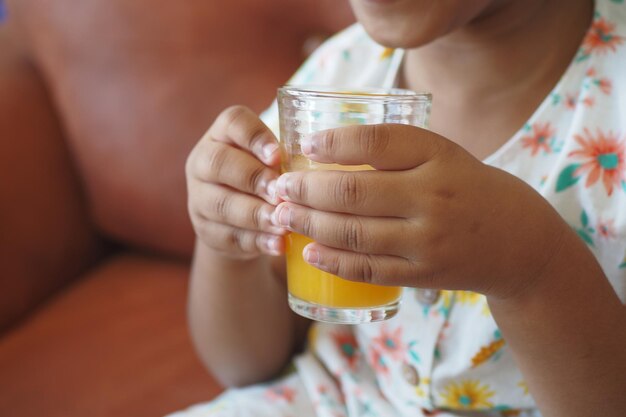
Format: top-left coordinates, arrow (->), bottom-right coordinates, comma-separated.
301,124 -> 448,170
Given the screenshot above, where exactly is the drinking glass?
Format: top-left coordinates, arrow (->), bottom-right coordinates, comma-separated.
278,86 -> 431,324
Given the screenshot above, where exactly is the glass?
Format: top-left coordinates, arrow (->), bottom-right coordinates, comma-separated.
278,86 -> 432,324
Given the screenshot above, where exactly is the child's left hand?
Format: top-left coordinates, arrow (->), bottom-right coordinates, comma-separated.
272,124 -> 569,299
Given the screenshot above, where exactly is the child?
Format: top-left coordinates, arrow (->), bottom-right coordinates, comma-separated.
178,0 -> 626,415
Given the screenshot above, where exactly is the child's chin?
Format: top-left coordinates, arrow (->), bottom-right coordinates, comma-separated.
360,19 -> 444,50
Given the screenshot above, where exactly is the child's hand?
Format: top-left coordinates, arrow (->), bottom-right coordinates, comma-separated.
186,106 -> 285,260
271,124 -> 567,299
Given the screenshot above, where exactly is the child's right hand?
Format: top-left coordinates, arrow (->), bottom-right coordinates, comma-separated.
186,106 -> 285,260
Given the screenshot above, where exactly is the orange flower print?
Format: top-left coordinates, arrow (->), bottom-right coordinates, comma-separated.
577,17 -> 625,61
368,345 -> 390,377
564,94 -> 578,110
372,325 -> 407,361
265,385 -> 297,403
332,331 -> 360,370
585,68 -> 613,95
521,122 -> 556,156
597,78 -> 612,95
567,129 -> 626,196
564,93 -> 594,110
582,96 -> 595,108
597,218 -> 617,240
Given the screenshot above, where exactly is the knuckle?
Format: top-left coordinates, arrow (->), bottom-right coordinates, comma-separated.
247,126 -> 270,152
221,105 -> 249,130
335,173 -> 363,208
321,129 -> 340,155
229,228 -> 248,253
188,197 -> 203,223
205,144 -> 230,181
290,175 -> 308,201
213,192 -> 231,221
186,129 -> 213,177
185,148 -> 197,179
325,253 -> 342,276
245,165 -> 266,194
300,210 -> 315,237
426,130 -> 452,159
360,124 -> 390,157
339,218 -> 365,251
250,204 -> 264,230
253,233 -> 268,253
357,255 -> 376,284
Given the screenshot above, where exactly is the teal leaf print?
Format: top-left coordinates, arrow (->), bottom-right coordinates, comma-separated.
572,209 -> 595,247
556,163 -> 582,192
576,229 -> 594,246
619,260 -> 626,269
408,341 -> 421,363
494,405 -> 514,411
575,50 -> 590,63
581,210 -> 589,228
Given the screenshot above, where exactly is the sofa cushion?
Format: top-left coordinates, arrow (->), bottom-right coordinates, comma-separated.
7,0 -> 354,258
0,254 -> 222,417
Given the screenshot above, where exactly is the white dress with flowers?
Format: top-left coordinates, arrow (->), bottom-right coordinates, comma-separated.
170,1 -> 626,416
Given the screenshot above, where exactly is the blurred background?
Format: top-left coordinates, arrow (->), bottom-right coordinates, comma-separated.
0,1 -> 353,415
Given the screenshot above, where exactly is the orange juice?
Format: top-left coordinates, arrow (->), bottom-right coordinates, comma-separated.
283,156 -> 402,309
287,233 -> 403,308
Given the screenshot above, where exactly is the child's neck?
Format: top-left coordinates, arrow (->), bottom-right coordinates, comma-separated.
401,0 -> 593,160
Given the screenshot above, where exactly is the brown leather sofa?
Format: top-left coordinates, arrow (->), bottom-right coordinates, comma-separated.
0,1 -> 353,416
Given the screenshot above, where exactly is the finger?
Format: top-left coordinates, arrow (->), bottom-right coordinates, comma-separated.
301,242 -> 421,287
192,183 -> 286,235
301,124 -> 448,170
194,220 -> 284,256
191,140 -> 280,204
272,202 -> 414,257
275,170 -> 417,216
210,105 -> 280,166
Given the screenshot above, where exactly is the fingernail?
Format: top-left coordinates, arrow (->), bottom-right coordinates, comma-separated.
301,137 -> 313,155
276,174 -> 291,199
266,179 -> 278,203
262,143 -> 279,161
301,133 -> 320,156
263,235 -> 282,255
273,205 -> 291,228
303,246 -> 320,265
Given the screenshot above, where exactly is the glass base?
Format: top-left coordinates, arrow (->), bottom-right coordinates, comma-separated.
288,293 -> 400,324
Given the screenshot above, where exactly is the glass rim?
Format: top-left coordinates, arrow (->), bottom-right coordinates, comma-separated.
278,85 -> 432,103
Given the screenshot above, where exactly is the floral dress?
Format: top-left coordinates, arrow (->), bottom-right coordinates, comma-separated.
170,1 -> 626,416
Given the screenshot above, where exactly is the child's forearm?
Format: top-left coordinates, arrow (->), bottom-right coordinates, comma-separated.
188,239 -> 310,387
488,227 -> 626,417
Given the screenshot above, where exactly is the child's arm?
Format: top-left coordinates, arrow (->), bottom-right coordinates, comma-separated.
185,106 -> 310,387
488,231 -> 625,417
188,241 -> 310,388
271,123 -> 626,416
